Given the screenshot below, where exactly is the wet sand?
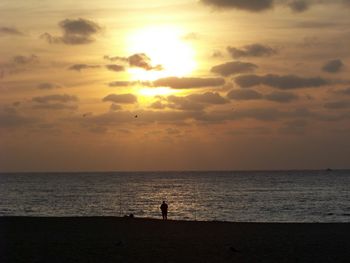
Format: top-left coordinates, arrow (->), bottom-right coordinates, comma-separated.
1,217 -> 349,262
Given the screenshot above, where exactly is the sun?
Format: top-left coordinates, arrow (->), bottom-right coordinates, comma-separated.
126,25 -> 196,82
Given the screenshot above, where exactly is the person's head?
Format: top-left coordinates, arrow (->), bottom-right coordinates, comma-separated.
162,201 -> 166,204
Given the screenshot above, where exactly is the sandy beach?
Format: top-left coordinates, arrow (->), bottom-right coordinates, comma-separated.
1,217 -> 349,262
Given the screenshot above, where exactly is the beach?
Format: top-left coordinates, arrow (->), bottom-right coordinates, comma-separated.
1,217 -> 349,263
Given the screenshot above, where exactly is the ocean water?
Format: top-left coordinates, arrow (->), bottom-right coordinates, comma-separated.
0,170 -> 349,222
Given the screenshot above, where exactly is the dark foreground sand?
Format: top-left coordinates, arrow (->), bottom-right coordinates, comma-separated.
1,217 -> 349,263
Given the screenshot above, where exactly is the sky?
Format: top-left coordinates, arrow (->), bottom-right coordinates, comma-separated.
1,0 -> 350,172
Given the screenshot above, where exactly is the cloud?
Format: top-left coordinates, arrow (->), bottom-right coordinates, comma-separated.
37,82 -> 62,90
32,94 -> 78,111
288,0 -> 310,12
332,87 -> 350,95
13,55 -> 39,65
32,94 -> 78,103
227,89 -> 263,100
150,92 -> 228,111
187,92 -> 229,104
264,91 -> 299,103
166,96 -> 206,111
198,107 -> 313,122
32,103 -> 78,110
211,61 -> 258,76
200,0 -> 274,12
108,81 -> 141,87
227,44 -> 277,58
212,50 -> 223,58
104,53 -> 162,71
0,107 -> 37,128
235,74 -> 328,89
0,27 -> 24,36
182,32 -> 199,40
324,100 -> 350,109
110,103 -> 122,111
40,18 -> 102,45
227,89 -> 298,102
279,119 -> 308,135
295,21 -> 340,29
153,77 -> 225,89
68,64 -> 100,71
105,64 -> 125,72
102,94 -> 138,104
78,110 -> 202,126
150,101 -> 166,109
108,81 -> 133,87
322,59 -> 344,73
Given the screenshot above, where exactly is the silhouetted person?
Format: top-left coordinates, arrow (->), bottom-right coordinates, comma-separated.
160,201 -> 168,220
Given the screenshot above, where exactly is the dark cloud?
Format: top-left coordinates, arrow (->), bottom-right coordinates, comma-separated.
110,103 -> 122,111
228,126 -> 272,136
102,94 -> 138,104
32,94 -> 78,111
322,59 -> 344,73
200,0 -> 274,12
40,18 -> 102,45
32,103 -> 78,110
0,27 -> 24,36
227,89 -> 298,102
227,89 -> 263,100
211,61 -> 258,76
150,92 -> 228,111
324,100 -> 350,109
104,53 -> 162,71
198,107 -> 313,123
166,96 -> 206,111
108,81 -> 135,87
79,110 -> 202,126
150,101 -> 166,110
13,55 -> 39,65
32,94 -> 78,103
153,77 -> 225,89
279,119 -> 308,135
0,107 -> 37,128
103,55 -> 124,62
187,92 -> 229,104
343,0 -> 350,7
105,64 -> 125,72
68,64 -> 100,71
288,0 -> 310,12
264,91 -> 299,103
235,74 -> 328,89
227,44 -> 277,58
128,53 -> 162,70
37,82 -> 62,90
332,87 -> 350,95
296,21 -> 339,29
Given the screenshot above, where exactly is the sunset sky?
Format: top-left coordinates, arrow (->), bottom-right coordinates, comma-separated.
1,0 -> 350,172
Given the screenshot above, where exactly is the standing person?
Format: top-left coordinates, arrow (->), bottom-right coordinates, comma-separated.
160,201 -> 168,220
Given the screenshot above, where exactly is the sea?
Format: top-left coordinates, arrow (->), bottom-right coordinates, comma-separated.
0,170 -> 349,222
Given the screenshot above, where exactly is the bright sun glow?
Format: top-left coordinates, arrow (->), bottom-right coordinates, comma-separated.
127,25 -> 196,82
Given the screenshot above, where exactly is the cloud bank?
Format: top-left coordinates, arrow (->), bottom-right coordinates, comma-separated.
235,74 -> 328,89
211,61 -> 258,76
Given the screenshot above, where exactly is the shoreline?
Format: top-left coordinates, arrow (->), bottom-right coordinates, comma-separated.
1,217 -> 349,262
